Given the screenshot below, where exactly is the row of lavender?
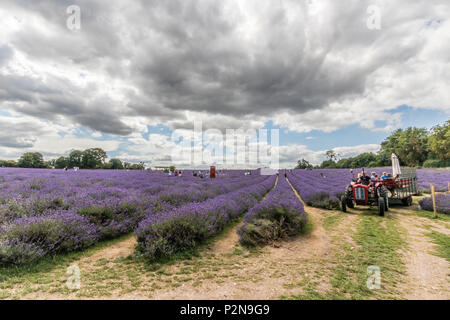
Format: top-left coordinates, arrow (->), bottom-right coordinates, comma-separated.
135,175 -> 277,260
286,170 -> 345,209
419,193 -> 450,214
238,176 -> 307,246
0,168 -> 267,265
416,169 -> 450,192
287,168 -> 450,210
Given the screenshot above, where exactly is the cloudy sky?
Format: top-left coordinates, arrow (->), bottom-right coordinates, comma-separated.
0,0 -> 449,168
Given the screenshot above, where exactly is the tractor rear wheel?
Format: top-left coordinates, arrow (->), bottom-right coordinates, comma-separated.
378,198 -> 385,217
341,196 -> 347,213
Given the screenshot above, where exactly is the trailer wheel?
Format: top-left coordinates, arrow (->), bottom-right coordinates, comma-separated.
341,196 -> 347,213
402,196 -> 412,207
378,198 -> 385,216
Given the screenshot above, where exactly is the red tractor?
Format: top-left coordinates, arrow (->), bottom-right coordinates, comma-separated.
341,168 -> 417,216
341,169 -> 388,216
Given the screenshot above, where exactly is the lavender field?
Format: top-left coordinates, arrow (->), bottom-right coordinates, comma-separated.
0,168 -> 269,265
1,167 -> 448,266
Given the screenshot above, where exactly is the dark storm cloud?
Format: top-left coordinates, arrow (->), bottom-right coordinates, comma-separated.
0,73 -> 133,135
127,0 -> 374,116
0,118 -> 43,148
0,0 -> 448,138
1,0 -> 369,120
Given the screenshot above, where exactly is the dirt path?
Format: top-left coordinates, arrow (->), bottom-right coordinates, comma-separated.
81,235 -> 137,263
390,207 -> 450,300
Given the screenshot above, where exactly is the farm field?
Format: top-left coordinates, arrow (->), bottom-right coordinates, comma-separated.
0,168 -> 449,300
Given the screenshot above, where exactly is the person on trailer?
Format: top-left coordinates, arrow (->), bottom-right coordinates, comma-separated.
381,172 -> 389,180
370,172 -> 378,181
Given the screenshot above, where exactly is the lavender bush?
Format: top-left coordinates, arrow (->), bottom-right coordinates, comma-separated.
0,211 -> 98,265
286,170 -> 348,209
419,193 -> 450,214
238,175 -> 307,247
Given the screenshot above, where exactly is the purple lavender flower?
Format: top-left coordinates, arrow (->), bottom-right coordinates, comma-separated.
419,193 -> 450,214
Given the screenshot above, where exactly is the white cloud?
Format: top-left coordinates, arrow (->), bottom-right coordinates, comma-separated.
0,113 -> 120,159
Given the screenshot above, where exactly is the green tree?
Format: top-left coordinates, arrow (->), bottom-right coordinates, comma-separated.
68,150 -> 83,168
325,150 -> 337,162
129,163 -> 145,170
335,157 -> 353,168
375,152 -> 390,167
295,158 -> 313,169
55,156 -> 69,169
123,161 -> 145,170
379,127 -> 429,167
107,158 -> 124,170
0,160 -> 17,167
350,153 -> 377,168
320,160 -> 337,168
82,148 -> 107,169
428,120 -> 450,161
333,153 -> 382,169
17,152 -> 45,168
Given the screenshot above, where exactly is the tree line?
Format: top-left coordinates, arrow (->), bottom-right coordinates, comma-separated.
296,120 -> 449,169
0,148 -> 145,170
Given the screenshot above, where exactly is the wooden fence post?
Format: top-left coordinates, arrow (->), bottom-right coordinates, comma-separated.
430,184 -> 437,218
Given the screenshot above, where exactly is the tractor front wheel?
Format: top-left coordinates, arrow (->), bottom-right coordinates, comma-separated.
347,198 -> 354,209
378,186 -> 389,212
378,198 -> 385,217
341,196 -> 347,213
